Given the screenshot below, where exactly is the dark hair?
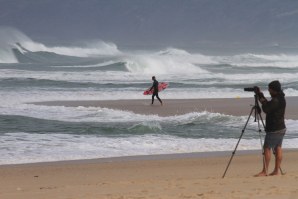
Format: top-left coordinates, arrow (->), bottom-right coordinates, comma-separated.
269,80 -> 285,96
152,76 -> 156,79
268,80 -> 281,92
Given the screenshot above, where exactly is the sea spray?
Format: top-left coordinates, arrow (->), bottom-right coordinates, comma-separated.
1,29 -> 298,165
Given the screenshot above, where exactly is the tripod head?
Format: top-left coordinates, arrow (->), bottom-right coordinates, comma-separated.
244,86 -> 263,119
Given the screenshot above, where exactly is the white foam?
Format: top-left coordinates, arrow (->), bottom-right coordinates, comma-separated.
0,27 -> 31,63
0,100 -> 237,124
1,87 -> 298,117
1,89 -> 298,166
124,53 -> 209,75
216,53 -> 298,68
3,67 -> 298,91
0,27 -> 121,64
21,40 -> 121,57
1,132 -> 297,165
157,48 -> 191,56
2,27 -> 298,71
0,49 -> 17,63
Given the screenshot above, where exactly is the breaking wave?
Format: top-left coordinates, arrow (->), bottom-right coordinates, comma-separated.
0,27 -> 121,63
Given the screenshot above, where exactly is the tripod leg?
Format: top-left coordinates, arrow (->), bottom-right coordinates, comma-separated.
279,166 -> 286,175
273,148 -> 286,175
280,167 -> 286,175
222,107 -> 254,178
222,130 -> 245,178
256,112 -> 268,176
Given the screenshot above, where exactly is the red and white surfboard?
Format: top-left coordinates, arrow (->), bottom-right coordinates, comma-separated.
143,82 -> 169,95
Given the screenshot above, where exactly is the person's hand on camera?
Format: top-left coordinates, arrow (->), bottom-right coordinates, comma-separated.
258,90 -> 267,104
254,86 -> 266,103
259,96 -> 267,104
254,86 -> 261,94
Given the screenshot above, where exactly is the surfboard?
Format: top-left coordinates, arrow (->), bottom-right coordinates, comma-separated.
143,82 -> 168,95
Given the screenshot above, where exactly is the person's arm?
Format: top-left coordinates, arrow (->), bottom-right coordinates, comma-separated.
262,98 -> 279,114
150,81 -> 158,91
256,87 -> 279,114
255,86 -> 268,105
258,92 -> 268,105
149,82 -> 154,91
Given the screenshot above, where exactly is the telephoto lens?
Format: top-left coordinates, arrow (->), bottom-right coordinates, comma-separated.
244,87 -> 255,92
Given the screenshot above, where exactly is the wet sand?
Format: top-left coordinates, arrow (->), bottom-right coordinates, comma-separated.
33,96 -> 298,119
1,97 -> 296,198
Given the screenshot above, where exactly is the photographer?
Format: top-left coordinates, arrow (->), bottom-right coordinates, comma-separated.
255,80 -> 286,176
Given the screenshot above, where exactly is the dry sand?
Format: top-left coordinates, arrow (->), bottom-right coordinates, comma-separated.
0,150 -> 298,199
0,97 -> 297,198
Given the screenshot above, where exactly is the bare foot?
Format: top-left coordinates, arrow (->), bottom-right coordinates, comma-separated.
269,171 -> 279,176
254,171 -> 267,177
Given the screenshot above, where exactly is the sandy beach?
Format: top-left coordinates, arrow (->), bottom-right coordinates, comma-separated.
0,150 -> 298,199
0,97 -> 297,199
3,1 -> 298,198
34,96 -> 298,119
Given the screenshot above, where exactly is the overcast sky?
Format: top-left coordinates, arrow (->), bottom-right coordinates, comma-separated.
1,0 -> 298,50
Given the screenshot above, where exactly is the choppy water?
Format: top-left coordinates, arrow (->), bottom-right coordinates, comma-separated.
1,33 -> 298,165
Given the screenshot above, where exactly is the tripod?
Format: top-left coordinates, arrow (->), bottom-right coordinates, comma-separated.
222,94 -> 271,178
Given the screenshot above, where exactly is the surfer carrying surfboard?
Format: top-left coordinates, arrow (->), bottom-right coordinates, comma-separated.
150,76 -> 163,105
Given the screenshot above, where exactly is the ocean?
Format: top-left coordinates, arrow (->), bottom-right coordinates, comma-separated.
1,37 -> 298,165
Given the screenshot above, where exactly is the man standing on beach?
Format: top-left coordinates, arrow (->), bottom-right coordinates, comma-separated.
255,80 -> 286,176
150,76 -> 163,105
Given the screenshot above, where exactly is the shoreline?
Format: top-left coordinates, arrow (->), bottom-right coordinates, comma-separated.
0,149 -> 265,167
32,96 -> 298,119
1,97 -> 297,198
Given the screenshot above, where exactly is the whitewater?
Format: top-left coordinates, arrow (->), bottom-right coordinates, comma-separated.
1,29 -> 298,165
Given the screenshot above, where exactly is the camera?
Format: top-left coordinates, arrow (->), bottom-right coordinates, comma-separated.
244,86 -> 260,93
244,86 -> 265,99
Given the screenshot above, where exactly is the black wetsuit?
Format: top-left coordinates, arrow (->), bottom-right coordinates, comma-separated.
150,79 -> 162,104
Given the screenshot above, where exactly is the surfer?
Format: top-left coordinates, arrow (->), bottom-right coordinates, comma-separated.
150,76 -> 163,105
